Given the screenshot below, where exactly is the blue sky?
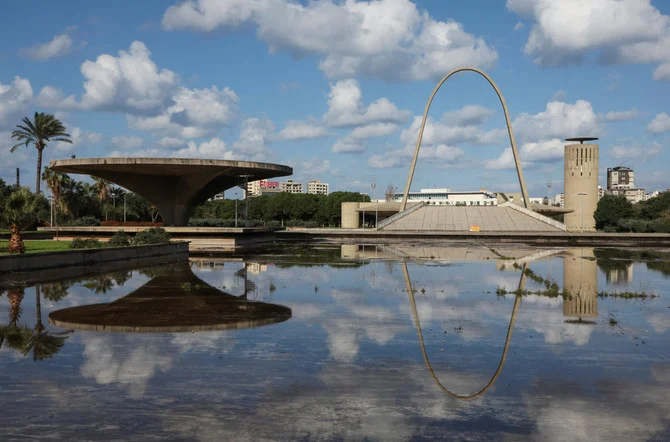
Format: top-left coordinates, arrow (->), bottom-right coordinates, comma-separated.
1,0 -> 669,198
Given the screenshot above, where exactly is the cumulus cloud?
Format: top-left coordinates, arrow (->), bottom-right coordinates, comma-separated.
399,115 -> 505,147
20,33 -> 75,60
56,127 -> 103,152
173,137 -> 236,159
604,108 -> 639,122
35,85 -> 77,109
513,100 -> 602,142
441,105 -> 495,127
507,0 -> 670,80
109,135 -> 143,150
647,112 -> 670,134
231,117 -> 275,160
301,158 -> 331,175
332,138 -> 365,154
163,0 -> 498,82
0,77 -> 33,129
157,136 -> 185,148
325,79 -> 410,128
274,121 -> 329,141
609,143 -> 661,161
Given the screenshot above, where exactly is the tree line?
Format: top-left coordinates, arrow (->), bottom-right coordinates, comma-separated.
192,191 -> 371,227
594,192 -> 670,233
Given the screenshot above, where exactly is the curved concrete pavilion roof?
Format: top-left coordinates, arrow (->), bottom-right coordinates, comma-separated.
50,157 -> 292,226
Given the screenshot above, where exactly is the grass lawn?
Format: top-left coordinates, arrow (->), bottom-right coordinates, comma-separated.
0,240 -> 72,255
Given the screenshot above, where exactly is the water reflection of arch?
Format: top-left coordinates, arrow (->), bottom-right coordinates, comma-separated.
402,262 -> 525,399
49,263 -> 291,333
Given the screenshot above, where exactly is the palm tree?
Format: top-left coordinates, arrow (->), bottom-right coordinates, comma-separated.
10,112 -> 72,194
93,177 -> 112,220
1,287 -> 32,354
3,189 -> 38,254
42,167 -> 71,235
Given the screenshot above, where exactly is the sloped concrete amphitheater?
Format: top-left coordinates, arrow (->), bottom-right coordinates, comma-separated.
378,204 -> 565,232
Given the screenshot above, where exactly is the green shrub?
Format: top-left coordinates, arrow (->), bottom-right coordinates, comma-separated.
132,227 -> 171,245
66,216 -> 101,227
69,238 -> 102,249
265,220 -> 281,229
108,230 -> 131,247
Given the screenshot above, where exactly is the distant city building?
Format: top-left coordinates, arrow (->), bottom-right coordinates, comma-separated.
246,179 -> 281,197
598,185 -> 605,200
307,180 -> 329,195
554,193 -> 565,208
607,166 -> 634,190
608,187 -> 647,204
280,179 -> 304,194
390,188 -> 498,206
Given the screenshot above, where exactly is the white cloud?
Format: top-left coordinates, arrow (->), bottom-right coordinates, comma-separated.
36,85 -> 77,109
349,122 -> 399,140
301,158 -> 331,175
604,109 -> 639,122
173,137 -> 236,159
653,62 -> 670,81
163,0 -> 498,82
231,117 -> 275,160
513,100 -> 602,143
80,41 -> 179,112
513,21 -> 524,31
0,77 -> 33,129
109,135 -> 143,150
609,142 -> 661,160
440,105 -> 495,127
107,148 -> 162,158
56,127 -> 103,152
399,115 -> 505,147
647,112 -> 670,134
20,33 -> 74,60
168,86 -> 239,127
507,0 -> 670,79
274,121 -> 329,141
332,138 -> 365,154
551,90 -> 566,101
157,136 -> 185,148
324,79 -> 410,128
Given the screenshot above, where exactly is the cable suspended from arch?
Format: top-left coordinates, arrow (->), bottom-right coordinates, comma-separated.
402,262 -> 526,400
400,67 -> 530,211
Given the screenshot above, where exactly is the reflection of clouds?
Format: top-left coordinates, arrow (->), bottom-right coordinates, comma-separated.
161,365 -> 508,441
170,331 -> 236,354
647,313 -> 669,333
80,334 -> 172,399
652,363 -> 670,384
524,373 -> 670,442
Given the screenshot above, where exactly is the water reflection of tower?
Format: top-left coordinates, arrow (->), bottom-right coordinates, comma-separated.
563,248 -> 598,321
606,264 -> 634,285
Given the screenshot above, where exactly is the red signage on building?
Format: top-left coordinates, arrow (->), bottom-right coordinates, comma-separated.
260,180 -> 279,188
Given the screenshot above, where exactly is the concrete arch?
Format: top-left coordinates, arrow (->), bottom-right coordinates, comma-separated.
400,67 -> 530,210
402,262 -> 526,400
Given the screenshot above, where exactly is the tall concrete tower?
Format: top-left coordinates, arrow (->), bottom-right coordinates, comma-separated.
564,137 -> 599,232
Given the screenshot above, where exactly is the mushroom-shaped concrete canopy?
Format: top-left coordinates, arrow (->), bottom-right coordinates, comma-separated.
48,263 -> 292,333
49,158 -> 293,226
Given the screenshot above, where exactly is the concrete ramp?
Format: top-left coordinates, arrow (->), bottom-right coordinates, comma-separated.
379,205 -> 565,232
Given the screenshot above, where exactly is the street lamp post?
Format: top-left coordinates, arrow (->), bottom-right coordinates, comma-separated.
371,178 -> 377,229
578,192 -> 587,232
234,190 -> 238,228
123,192 -> 127,223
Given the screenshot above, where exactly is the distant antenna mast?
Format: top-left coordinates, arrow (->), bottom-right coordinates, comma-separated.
547,177 -> 552,200
16,168 -> 20,188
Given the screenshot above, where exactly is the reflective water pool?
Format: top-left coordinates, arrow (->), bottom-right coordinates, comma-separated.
1,243 -> 669,441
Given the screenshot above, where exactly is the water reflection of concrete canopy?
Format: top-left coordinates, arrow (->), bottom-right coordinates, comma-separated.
50,158 -> 293,226
401,67 -> 530,210
48,263 -> 292,332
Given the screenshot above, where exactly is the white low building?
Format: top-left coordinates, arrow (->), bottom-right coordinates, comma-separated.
386,188 -> 498,206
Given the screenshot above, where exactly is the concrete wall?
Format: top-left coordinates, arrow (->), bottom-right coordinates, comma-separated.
0,242 -> 189,273
341,202 -> 361,228
564,143 -> 599,232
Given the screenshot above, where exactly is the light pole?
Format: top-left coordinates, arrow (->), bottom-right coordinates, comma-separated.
234,190 -> 238,228
371,178 -> 377,229
578,192 -> 587,232
123,192 -> 127,223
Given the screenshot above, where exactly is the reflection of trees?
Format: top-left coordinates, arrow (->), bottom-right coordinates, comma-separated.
0,287 -> 31,354
403,262 -> 524,400
82,276 -> 115,294
41,281 -> 72,302
23,286 -> 70,360
1,286 -> 70,360
594,248 -> 670,277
